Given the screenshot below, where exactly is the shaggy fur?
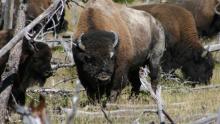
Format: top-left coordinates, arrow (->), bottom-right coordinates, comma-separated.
73,0 -> 165,102
0,30 -> 52,105
9,41 -> 52,105
132,4 -> 214,84
176,0 -> 220,37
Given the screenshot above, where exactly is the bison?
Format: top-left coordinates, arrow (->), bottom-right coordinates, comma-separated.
0,30 -> 52,105
132,4 -> 214,84
73,0 -> 165,102
176,0 -> 220,37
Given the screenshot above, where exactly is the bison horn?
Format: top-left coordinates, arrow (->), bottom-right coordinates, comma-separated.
201,50 -> 208,58
215,2 -> 220,15
111,31 -> 119,48
77,33 -> 86,51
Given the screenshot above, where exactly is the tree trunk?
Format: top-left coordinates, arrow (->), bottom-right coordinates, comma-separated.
3,0 -> 14,30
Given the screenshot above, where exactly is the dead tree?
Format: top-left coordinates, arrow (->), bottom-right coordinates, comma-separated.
3,0 -> 14,29
0,0 -> 24,122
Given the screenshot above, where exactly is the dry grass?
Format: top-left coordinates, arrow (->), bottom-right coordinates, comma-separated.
8,3 -> 220,124
12,63 -> 219,124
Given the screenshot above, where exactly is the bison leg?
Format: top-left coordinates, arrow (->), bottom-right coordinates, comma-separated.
128,69 -> 141,97
147,54 -> 162,93
109,67 -> 129,102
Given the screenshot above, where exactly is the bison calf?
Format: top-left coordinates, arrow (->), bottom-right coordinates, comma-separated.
0,30 -> 52,106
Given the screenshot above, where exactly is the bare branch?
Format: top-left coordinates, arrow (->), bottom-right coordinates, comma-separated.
191,114 -> 217,124
26,88 -> 85,96
0,85 -> 12,122
63,108 -> 157,117
52,77 -> 75,87
66,79 -> 81,124
204,43 -> 220,52
52,63 -> 75,70
0,0 -> 64,58
100,107 -> 112,124
139,67 -> 175,124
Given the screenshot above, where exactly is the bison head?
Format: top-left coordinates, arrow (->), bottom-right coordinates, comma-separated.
182,49 -> 214,84
73,30 -> 119,86
19,41 -> 53,88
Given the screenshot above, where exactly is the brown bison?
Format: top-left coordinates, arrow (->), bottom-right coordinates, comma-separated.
0,30 -> 52,105
176,0 -> 220,37
132,4 -> 214,84
73,0 -> 165,101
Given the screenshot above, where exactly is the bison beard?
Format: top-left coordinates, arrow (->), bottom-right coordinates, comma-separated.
73,0 -> 165,102
132,4 -> 214,85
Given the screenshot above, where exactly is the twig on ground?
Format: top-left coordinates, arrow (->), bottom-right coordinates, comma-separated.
139,67 -> 175,124
66,79 -> 81,124
63,108 -> 157,117
100,107 -> 113,124
191,114 -> 217,124
52,77 -> 75,87
26,88 -> 85,96
204,43 -> 220,52
52,63 -> 75,70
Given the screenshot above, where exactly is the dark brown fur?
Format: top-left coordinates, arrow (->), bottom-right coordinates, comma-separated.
0,30 -> 52,106
9,41 -> 52,105
176,0 -> 220,37
73,0 -> 165,101
132,4 -> 214,84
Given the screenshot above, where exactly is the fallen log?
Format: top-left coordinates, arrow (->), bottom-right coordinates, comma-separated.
204,43 -> 220,52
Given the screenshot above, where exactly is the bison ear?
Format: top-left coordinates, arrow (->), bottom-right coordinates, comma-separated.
73,33 -> 86,51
